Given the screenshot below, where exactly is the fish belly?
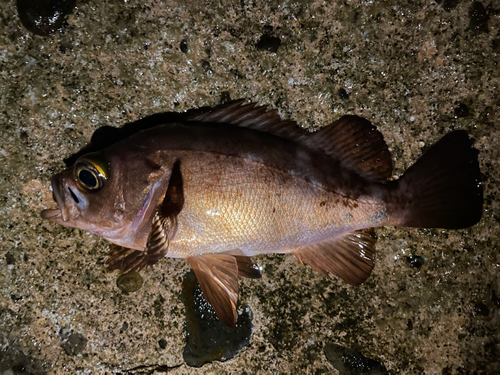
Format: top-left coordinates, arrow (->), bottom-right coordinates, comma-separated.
166,153 -> 385,258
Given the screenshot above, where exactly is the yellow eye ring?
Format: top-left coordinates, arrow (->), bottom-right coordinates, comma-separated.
73,154 -> 108,191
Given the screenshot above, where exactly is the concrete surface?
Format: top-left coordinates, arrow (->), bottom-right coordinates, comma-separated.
0,0 -> 498,373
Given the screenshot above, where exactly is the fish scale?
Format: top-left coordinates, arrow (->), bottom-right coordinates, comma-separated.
168,152 -> 386,258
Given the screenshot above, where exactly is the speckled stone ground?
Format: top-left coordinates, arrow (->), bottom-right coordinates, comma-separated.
0,0 -> 499,373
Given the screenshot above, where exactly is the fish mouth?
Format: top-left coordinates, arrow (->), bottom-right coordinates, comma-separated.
40,171 -> 81,224
40,207 -> 62,220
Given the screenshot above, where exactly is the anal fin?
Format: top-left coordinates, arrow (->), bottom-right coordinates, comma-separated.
294,229 -> 376,286
188,254 -> 240,327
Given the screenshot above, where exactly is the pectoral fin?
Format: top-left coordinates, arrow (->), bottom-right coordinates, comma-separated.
294,229 -> 376,286
143,158 -> 184,263
106,160 -> 184,274
106,226 -> 174,273
106,245 -> 150,273
187,254 -> 240,327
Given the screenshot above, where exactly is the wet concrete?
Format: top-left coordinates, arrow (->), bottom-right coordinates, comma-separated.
0,0 -> 499,373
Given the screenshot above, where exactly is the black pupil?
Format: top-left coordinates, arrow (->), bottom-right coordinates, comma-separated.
79,169 -> 98,188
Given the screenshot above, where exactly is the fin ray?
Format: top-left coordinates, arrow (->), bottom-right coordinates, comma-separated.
294,229 -> 376,286
188,254 -> 240,327
390,130 -> 483,229
145,159 -> 184,257
106,245 -> 155,273
235,256 -> 262,279
188,100 -> 305,141
304,116 -> 393,181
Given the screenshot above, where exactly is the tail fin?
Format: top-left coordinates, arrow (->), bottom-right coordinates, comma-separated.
391,130 -> 483,229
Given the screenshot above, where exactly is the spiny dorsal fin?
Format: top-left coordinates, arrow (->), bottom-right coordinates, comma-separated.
188,254 -> 240,327
294,229 -> 376,286
189,102 -> 392,182
188,100 -> 306,141
304,116 -> 393,182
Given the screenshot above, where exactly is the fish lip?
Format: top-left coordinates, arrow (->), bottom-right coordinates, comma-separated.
41,172 -> 80,223
52,173 -> 71,222
40,207 -> 62,220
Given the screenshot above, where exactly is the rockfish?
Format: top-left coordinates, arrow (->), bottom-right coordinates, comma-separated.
41,101 -> 483,326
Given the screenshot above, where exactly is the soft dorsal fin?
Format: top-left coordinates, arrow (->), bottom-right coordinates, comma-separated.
189,101 -> 392,182
304,116 -> 393,181
294,229 -> 376,286
188,254 -> 240,327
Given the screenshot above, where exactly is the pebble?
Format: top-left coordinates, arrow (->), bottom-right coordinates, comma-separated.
116,271 -> 144,293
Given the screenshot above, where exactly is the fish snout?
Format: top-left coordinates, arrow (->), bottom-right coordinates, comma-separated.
42,170 -> 86,223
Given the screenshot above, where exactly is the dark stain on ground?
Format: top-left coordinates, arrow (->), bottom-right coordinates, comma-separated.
436,0 -> 461,12
0,331 -> 50,374
5,251 -> 16,265
256,27 -> 281,53
255,271 -> 312,352
180,39 -> 188,53
338,88 -> 350,100
473,302 -> 490,317
454,102 -> 471,118
406,254 -> 425,268
254,264 -> 382,371
119,322 -> 129,333
16,0 -> 76,36
181,270 -> 252,367
200,60 -> 213,75
324,343 -> 389,375
468,2 -> 489,34
158,338 -> 168,349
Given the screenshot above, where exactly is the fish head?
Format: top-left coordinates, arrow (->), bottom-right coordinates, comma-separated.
41,150 -> 165,248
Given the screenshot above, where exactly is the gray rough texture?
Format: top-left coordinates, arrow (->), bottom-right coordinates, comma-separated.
0,0 -> 499,373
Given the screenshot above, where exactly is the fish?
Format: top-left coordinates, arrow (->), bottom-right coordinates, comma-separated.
41,101 -> 483,327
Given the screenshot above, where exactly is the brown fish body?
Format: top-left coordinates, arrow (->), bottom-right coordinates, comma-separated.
42,101 -> 483,327
104,123 -> 386,258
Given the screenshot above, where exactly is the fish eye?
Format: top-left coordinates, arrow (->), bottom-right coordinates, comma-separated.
74,153 -> 108,192
79,168 -> 99,188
